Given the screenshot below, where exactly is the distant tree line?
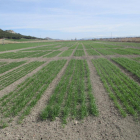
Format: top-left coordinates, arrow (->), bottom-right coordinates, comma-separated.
0,29 -> 39,39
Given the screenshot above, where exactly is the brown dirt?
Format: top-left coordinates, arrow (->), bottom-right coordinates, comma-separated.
0,43 -> 140,140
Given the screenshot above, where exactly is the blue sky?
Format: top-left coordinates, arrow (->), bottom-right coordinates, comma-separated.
0,0 -> 140,39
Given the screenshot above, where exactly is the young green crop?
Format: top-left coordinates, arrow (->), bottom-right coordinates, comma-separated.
44,51 -> 61,57
0,61 -> 26,74
41,59 -> 98,124
92,58 -> 140,118
77,44 -> 83,49
132,57 -> 140,61
68,43 -> 78,50
86,50 -> 100,55
0,61 -> 44,90
59,50 -> 73,57
0,42 -> 54,52
0,51 -> 40,59
112,57 -> 140,79
96,49 -> 116,55
0,62 -> 7,67
108,48 -> 140,55
74,50 -> 85,56
0,60 -> 66,126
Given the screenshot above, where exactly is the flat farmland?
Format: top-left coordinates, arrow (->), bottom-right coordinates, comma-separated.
0,41 -> 140,140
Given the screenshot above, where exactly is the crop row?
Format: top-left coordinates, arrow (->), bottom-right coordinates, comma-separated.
0,51 -> 53,59
132,57 -> 140,61
68,43 -> 78,50
0,62 -> 7,67
112,57 -> 140,79
0,61 -> 26,74
22,44 -> 60,51
86,50 -> 100,55
96,49 -> 116,55
59,50 -> 73,57
74,50 -> 85,56
92,58 -> 140,117
100,41 -> 140,48
93,48 -> 140,55
108,48 -> 140,55
77,44 -> 83,49
0,60 -> 66,127
44,51 -> 62,57
41,59 -> 98,124
84,44 -> 93,49
0,61 -> 44,90
0,42 -> 54,52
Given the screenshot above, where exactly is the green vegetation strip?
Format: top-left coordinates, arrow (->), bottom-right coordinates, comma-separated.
44,51 -> 61,57
0,42 -> 52,52
108,48 -> 140,55
86,50 -> 100,55
0,61 -> 26,74
59,50 -> 73,57
29,51 -> 52,57
0,62 -> 7,67
0,51 -> 52,59
68,43 -> 77,50
74,50 -> 85,56
25,46 -> 59,51
132,57 -> 140,61
77,44 -> 83,49
84,44 -> 93,49
0,61 -> 44,90
112,57 -> 140,79
41,59 -> 98,124
96,49 -> 116,55
0,51 -> 39,59
92,58 -> 140,118
0,60 -> 66,127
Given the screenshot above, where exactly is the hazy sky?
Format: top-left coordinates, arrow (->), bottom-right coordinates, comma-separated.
0,0 -> 140,39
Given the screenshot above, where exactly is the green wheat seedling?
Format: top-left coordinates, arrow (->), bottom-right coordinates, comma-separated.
41,59 -> 98,124
112,57 -> 140,79
0,61 -> 44,90
59,50 -> 73,57
0,60 -> 67,125
92,58 -> 140,118
86,50 -> 100,55
74,50 -> 85,56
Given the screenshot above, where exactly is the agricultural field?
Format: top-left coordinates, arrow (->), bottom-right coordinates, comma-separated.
0,40 -> 140,140
86,49 -> 100,55
74,50 -> 85,56
59,50 -> 73,57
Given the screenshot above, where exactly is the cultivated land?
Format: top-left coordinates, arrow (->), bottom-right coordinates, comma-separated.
0,40 -> 140,140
